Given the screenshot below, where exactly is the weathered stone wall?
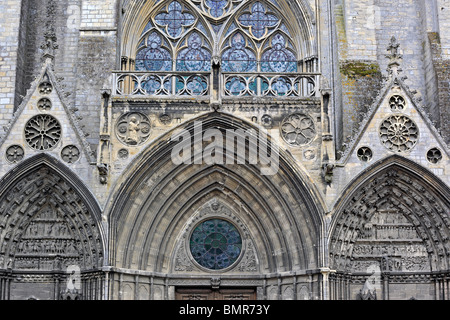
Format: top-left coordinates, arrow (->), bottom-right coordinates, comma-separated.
14,1 -> 82,108
338,60 -> 382,147
428,32 -> 450,144
0,0 -> 23,128
0,0 -> 449,300
7,0 -> 117,151
334,0 -> 449,149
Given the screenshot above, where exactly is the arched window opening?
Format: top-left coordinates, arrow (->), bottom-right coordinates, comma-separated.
115,0 -> 319,99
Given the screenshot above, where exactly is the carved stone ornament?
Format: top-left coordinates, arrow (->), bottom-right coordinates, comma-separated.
118,148 -> 129,160
211,277 -> 221,289
427,148 -> 442,164
322,163 -> 335,184
389,95 -> 405,111
303,149 -> 316,161
6,145 -> 25,163
261,114 -> 273,127
116,112 -> 151,146
329,167 -> 450,274
0,167 -> 103,271
357,147 -> 373,162
97,163 -> 109,184
25,115 -> 62,150
61,145 -> 80,164
37,98 -> 52,111
379,115 -> 418,152
159,114 -> 172,126
280,113 -> 316,146
358,281 -> 377,300
38,81 -> 53,95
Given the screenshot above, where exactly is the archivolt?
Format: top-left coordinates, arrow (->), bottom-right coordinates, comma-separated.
106,112 -> 325,273
0,154 -> 105,270
329,156 -> 450,272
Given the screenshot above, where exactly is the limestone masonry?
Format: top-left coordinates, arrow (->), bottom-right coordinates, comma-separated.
0,0 -> 448,300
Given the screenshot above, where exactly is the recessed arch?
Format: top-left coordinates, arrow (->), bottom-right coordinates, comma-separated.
328,155 -> 450,274
0,154 -> 106,272
105,112 -> 325,274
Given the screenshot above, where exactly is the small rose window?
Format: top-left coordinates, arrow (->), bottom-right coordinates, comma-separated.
190,219 -> 242,270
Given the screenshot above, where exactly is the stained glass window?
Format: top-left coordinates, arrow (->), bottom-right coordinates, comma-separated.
177,32 -> 212,71
190,219 -> 242,270
135,32 -> 172,71
155,1 -> 195,38
221,33 -> 257,72
261,33 -> 297,73
205,0 -> 229,18
134,0 -> 301,92
238,2 -> 279,38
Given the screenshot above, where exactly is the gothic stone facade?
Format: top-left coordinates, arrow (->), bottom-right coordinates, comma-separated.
0,0 -> 449,300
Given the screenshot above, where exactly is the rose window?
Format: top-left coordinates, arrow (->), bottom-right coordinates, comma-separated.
379,115 -> 418,152
24,115 -> 62,150
190,219 -> 242,270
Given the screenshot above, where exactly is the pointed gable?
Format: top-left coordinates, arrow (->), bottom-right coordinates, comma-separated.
0,58 -> 95,178
337,37 -> 449,186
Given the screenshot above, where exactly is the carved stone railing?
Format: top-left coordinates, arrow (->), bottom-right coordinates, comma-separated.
222,72 -> 320,98
112,71 -> 211,97
112,71 -> 320,99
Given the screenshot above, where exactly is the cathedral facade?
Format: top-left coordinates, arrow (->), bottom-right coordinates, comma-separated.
0,0 -> 449,300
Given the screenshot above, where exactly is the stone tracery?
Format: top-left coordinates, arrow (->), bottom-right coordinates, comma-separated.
379,115 -> 418,153
135,0 -> 298,74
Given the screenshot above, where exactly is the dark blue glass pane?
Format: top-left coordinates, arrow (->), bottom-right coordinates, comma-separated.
186,76 -> 208,95
141,76 -> 162,94
205,0 -> 228,17
225,77 -> 246,95
272,77 -> 291,96
175,76 -> 185,93
190,219 -> 242,270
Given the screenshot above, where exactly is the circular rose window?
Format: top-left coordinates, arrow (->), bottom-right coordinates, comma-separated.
190,219 -> 242,270
25,115 -> 62,150
379,115 -> 418,153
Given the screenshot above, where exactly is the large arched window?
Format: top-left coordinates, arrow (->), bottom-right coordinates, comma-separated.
116,0 -> 318,98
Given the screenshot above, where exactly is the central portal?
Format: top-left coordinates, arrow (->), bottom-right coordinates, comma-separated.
176,288 -> 256,300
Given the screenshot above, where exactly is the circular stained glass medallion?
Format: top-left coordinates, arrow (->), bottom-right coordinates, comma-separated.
190,219 -> 242,270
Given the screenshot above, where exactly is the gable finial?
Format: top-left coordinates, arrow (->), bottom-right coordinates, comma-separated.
40,1 -> 58,63
41,31 -> 58,62
386,36 -> 402,77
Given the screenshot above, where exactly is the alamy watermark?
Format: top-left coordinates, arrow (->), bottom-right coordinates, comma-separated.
170,121 -> 280,176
